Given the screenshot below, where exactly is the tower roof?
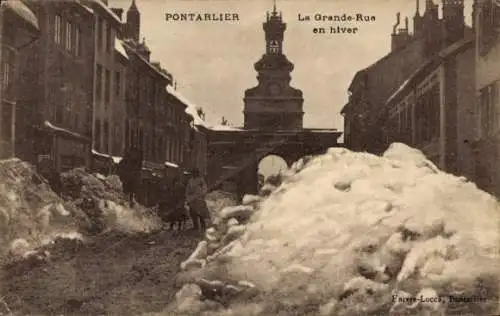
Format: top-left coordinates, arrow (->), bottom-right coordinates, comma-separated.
128,0 -> 139,12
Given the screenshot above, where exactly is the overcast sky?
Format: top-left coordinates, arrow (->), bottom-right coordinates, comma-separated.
109,0 -> 472,130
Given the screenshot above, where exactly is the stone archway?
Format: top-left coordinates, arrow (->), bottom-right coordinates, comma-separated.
258,154 -> 288,179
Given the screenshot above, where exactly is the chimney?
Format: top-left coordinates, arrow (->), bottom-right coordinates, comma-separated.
442,0 -> 465,46
391,13 -> 412,51
100,0 -> 108,5
111,8 -> 124,20
414,0 -> 423,37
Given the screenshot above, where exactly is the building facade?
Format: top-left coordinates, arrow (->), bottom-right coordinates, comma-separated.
243,5 -> 304,130
81,0 -> 123,171
383,37 -> 475,176
17,1 -> 93,172
0,1 -> 39,160
471,0 -> 500,195
342,0 -> 469,154
3,0 -> 210,205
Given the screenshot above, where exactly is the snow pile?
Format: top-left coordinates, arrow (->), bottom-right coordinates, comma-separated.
205,190 -> 240,219
0,159 -> 90,263
61,168 -> 162,234
171,143 -> 500,315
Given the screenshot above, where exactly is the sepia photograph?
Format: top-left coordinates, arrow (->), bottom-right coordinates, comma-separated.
0,0 -> 499,315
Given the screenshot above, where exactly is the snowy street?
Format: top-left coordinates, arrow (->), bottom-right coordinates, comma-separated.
1,143 -> 500,315
1,229 -> 199,315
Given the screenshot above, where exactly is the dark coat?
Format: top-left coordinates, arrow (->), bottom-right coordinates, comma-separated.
118,148 -> 143,194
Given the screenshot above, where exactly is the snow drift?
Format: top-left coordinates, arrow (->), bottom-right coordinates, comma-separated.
0,160 -> 161,263
61,168 -> 161,234
172,143 -> 500,315
0,159 -> 89,263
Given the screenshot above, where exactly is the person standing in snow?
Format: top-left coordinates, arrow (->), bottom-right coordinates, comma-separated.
157,168 -> 188,230
185,168 -> 210,231
117,146 -> 143,207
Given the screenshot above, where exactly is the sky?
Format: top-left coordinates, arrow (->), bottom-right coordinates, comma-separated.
109,0 -> 473,131
108,0 -> 473,177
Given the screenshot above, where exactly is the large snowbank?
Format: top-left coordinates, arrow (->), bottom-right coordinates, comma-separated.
0,161 -> 162,264
61,168 -> 162,234
0,159 -> 90,263
171,143 -> 500,315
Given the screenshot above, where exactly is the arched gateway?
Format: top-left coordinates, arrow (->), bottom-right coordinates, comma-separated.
205,3 -> 342,199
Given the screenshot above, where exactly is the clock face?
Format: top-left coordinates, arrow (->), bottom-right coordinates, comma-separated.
268,82 -> 281,96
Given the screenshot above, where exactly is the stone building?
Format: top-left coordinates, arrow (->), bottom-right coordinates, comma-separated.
470,0 -> 500,195
16,1 -> 93,172
0,1 -> 39,160
80,0 -> 123,171
165,85 -> 208,177
342,0 -> 469,154
243,4 -> 304,130
383,37 -> 475,175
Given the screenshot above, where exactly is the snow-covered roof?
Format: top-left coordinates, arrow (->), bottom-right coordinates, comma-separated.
78,3 -> 94,14
92,0 -> 121,23
386,78 -> 411,106
210,125 -> 243,131
90,149 -> 122,164
165,161 -> 179,168
3,1 -> 39,31
115,39 -> 129,59
91,148 -> 109,158
44,121 -> 88,140
386,37 -> 473,106
166,85 -> 207,128
122,40 -> 171,81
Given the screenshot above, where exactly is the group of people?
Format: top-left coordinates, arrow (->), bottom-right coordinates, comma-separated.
117,146 -> 210,231
157,167 -> 210,230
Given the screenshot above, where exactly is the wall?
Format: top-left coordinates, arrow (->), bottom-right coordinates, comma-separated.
344,38 -> 426,154
473,0 -> 500,196
93,8 -> 120,155
455,46 -> 476,180
17,2 -> 94,171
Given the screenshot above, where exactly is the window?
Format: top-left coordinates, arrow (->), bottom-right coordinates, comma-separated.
95,119 -> 101,151
96,64 -> 102,100
106,25 -> 112,53
115,71 -> 121,96
97,18 -> 102,50
102,21 -> 107,51
65,21 -> 72,51
104,120 -> 109,153
54,15 -> 62,44
2,62 -> 11,91
125,120 -> 130,148
105,69 -> 110,104
480,82 -> 498,136
75,27 -> 81,56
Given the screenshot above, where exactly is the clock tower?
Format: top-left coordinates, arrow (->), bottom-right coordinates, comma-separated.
243,2 -> 304,130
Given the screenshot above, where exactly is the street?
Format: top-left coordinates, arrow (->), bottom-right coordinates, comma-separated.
1,229 -> 200,316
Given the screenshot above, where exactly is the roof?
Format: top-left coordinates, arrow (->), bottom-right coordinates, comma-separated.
122,40 -> 172,81
89,0 -> 121,24
3,1 -> 39,31
78,3 -> 94,14
115,39 -> 129,59
210,125 -> 244,131
165,85 -> 208,128
347,38 -> 426,93
165,161 -> 179,168
386,36 -> 474,106
44,121 -> 90,142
